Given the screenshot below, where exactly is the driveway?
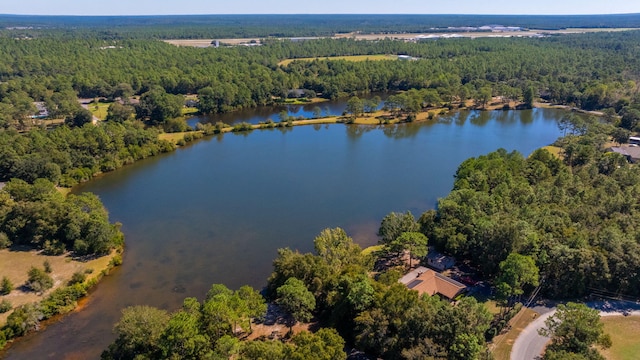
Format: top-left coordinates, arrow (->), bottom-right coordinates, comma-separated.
79,102 -> 101,124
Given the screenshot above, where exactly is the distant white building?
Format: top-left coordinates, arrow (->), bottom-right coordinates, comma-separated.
398,55 -> 419,61
30,102 -> 49,119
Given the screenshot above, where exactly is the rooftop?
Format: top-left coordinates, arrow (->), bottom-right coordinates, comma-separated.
400,266 -> 467,300
610,145 -> 640,161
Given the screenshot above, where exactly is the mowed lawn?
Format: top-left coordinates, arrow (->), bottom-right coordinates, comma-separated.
601,315 -> 640,360
279,54 -> 397,66
88,102 -> 110,120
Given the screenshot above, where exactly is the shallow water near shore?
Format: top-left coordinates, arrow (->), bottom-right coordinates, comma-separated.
5,108 -> 565,359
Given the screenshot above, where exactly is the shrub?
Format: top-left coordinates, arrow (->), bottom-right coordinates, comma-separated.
40,284 -> 87,317
42,240 -> 66,255
109,254 -> 123,267
0,232 -> 10,249
163,118 -> 189,133
232,122 -> 254,132
0,299 -> 12,313
2,276 -> 14,295
68,271 -> 87,286
214,121 -> 229,133
4,303 -> 43,337
43,260 -> 52,273
27,267 -> 54,293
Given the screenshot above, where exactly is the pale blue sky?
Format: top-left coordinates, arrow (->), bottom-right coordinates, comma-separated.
2,0 -> 639,16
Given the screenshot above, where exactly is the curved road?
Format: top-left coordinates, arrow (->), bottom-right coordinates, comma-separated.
510,310 -> 554,360
511,301 -> 640,360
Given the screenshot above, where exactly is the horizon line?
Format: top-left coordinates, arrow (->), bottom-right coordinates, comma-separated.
2,12 -> 640,17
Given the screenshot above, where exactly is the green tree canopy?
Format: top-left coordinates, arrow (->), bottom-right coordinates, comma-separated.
346,96 -> 364,117
539,302 -> 611,360
276,277 -> 316,328
496,253 -> 540,300
388,231 -> 428,268
135,87 -> 183,124
102,305 -> 170,359
377,211 -> 419,245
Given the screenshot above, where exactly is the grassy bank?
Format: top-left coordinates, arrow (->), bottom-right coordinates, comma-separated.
0,247 -> 122,348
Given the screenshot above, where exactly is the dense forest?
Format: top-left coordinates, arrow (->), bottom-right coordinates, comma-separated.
0,179 -> 123,255
0,31 -> 640,131
1,14 -> 640,39
0,122 -> 174,185
2,23 -> 640,359
422,142 -> 640,299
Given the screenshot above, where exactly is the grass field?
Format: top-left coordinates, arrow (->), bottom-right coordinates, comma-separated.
0,248 -> 117,325
182,107 -> 199,116
361,245 -> 384,257
88,102 -> 110,120
159,132 -> 192,143
282,98 -> 328,105
278,54 -> 397,66
542,145 -> 564,160
600,316 -> 640,360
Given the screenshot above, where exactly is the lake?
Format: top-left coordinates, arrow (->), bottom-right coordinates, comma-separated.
4,108 -> 565,359
186,95 -> 388,128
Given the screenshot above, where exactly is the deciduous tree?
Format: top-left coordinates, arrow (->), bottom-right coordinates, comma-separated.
276,277 -> 316,329
496,253 -> 540,300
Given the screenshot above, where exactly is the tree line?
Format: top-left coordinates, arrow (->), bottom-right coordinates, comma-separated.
0,179 -> 123,255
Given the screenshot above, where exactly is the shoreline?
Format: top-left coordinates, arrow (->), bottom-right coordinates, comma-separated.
0,247 -> 123,352
161,98 -> 579,145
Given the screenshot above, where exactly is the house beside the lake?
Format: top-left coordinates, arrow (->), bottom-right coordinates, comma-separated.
400,266 -> 467,300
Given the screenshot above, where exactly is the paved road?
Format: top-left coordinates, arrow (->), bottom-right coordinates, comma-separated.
511,300 -> 640,360
510,310 -> 554,360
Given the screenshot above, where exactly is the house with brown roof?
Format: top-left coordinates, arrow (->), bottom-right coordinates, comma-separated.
400,267 -> 467,300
